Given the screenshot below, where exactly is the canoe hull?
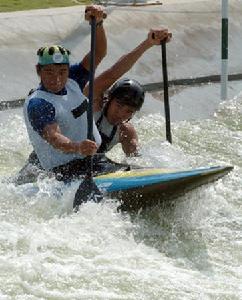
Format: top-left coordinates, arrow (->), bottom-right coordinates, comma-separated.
94,166 -> 233,210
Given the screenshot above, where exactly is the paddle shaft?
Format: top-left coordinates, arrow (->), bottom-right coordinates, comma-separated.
73,17 -> 103,210
161,41 -> 172,144
86,16 -> 97,177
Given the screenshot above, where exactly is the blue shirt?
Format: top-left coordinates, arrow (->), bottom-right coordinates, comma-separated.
27,63 -> 89,135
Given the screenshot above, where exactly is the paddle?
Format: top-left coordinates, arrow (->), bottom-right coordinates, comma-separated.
161,41 -> 172,144
73,17 -> 103,211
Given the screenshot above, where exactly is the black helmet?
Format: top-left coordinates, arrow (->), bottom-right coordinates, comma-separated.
108,78 -> 145,111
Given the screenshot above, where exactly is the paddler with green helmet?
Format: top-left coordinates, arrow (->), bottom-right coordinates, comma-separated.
22,5 -> 107,182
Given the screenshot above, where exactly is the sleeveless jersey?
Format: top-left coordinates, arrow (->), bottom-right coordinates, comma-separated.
24,78 -> 101,170
94,107 -> 120,153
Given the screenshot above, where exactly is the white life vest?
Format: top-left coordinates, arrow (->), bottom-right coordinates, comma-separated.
23,79 -> 101,170
94,109 -> 119,153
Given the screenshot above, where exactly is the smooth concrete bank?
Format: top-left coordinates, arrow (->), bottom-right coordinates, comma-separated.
0,0 -> 242,111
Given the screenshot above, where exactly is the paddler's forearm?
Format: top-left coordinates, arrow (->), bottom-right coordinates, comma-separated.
80,24 -> 107,71
43,131 -> 80,153
82,5 -> 107,71
88,38 -> 153,98
95,23 -> 107,67
104,27 -> 172,81
107,39 -> 153,81
45,134 -> 98,156
42,126 -> 97,155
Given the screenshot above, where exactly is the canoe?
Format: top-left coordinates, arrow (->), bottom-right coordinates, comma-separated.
13,159 -> 233,211
94,165 -> 233,210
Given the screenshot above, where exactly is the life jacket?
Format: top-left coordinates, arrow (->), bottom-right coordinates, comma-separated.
94,104 -> 119,153
23,78 -> 101,170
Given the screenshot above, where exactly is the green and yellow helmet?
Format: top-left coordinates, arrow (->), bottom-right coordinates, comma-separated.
37,45 -> 71,66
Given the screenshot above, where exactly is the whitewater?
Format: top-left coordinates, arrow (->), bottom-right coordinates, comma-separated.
0,0 -> 241,299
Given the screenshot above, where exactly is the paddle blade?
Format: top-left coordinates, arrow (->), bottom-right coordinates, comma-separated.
73,176 -> 103,211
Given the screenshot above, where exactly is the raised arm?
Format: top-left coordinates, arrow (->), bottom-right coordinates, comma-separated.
83,28 -> 172,111
81,5 -> 107,71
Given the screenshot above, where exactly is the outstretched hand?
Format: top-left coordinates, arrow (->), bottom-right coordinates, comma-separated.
148,28 -> 172,46
85,5 -> 106,23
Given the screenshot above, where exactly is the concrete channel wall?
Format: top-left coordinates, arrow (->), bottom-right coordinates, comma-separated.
0,0 -> 242,105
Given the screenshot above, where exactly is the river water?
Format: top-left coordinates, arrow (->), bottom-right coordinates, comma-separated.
0,82 -> 241,299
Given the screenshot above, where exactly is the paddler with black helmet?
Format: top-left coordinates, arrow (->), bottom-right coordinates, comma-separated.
84,28 -> 172,156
